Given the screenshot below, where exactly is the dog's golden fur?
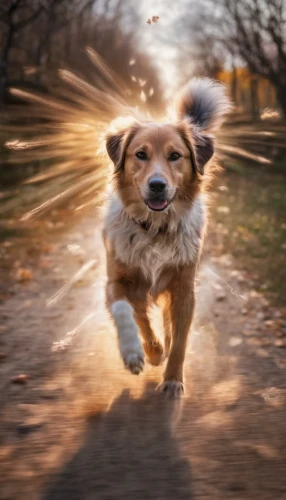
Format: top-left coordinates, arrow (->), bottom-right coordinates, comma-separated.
103,78 -> 230,396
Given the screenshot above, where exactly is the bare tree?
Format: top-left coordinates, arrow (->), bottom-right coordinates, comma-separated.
181,0 -> 286,115
0,0 -> 45,103
0,0 -> 162,109
224,0 -> 286,115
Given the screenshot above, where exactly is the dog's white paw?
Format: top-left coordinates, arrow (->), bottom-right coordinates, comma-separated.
157,380 -> 184,398
123,351 -> 144,375
111,300 -> 145,375
119,326 -> 145,375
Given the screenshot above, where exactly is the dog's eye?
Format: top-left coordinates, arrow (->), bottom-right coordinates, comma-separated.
136,151 -> 147,160
169,152 -> 181,161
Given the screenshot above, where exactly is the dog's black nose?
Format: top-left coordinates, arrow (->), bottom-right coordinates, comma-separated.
148,177 -> 167,193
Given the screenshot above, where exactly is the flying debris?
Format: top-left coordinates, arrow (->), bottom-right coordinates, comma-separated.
3,48 -> 150,221
147,16 -> 159,25
2,48 -> 279,223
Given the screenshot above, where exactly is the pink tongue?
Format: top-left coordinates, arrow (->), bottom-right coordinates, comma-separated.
147,199 -> 168,210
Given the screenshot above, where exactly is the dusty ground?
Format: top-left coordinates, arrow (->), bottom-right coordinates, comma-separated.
0,175 -> 286,500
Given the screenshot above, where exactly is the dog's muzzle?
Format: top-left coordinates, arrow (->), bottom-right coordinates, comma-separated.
145,176 -> 170,211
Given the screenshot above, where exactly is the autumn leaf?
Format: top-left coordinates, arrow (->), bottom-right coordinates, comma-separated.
11,374 -> 31,384
147,16 -> 159,25
15,268 -> 32,282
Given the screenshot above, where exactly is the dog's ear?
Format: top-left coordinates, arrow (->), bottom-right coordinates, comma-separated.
178,124 -> 214,176
175,78 -> 231,175
193,132 -> 214,175
106,130 -> 126,172
106,124 -> 140,172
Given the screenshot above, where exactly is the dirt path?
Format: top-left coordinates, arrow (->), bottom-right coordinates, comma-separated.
0,206 -> 286,500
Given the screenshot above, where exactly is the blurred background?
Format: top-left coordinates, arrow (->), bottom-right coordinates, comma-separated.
0,1 -> 285,499
1,0 -> 285,304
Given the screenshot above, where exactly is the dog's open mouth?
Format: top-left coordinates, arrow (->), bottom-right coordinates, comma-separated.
143,192 -> 175,212
147,199 -> 169,211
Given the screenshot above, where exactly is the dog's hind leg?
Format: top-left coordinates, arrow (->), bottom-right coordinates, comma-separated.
162,301 -> 172,358
158,266 -> 196,397
160,292 -> 172,358
133,299 -> 163,366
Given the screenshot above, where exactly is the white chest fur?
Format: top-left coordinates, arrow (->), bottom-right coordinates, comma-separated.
104,195 -> 206,286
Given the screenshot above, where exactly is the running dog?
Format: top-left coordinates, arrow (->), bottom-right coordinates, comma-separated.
103,78 -> 230,396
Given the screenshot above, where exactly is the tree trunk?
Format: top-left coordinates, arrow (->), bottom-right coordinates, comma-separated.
0,24 -> 14,105
276,84 -> 286,118
231,64 -> 237,105
250,76 -> 259,121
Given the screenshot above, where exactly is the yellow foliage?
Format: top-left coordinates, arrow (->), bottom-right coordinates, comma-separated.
217,67 -> 277,111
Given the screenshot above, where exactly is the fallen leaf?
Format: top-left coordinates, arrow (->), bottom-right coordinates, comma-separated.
274,339 -> 286,348
39,243 -> 53,253
247,337 -> 271,347
272,310 -> 282,318
275,358 -> 286,369
146,18 -> 151,24
217,206 -> 230,214
216,292 -> 226,301
11,374 -> 31,384
256,348 -> 269,358
23,300 -> 32,308
152,15 -> 159,23
260,108 -> 280,120
15,268 -> 32,282
261,387 -> 286,407
229,337 -> 242,347
0,294 -> 12,301
39,258 -> 52,269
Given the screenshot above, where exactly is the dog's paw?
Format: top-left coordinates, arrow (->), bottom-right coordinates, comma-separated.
143,340 -> 164,366
157,380 -> 185,398
123,352 -> 144,375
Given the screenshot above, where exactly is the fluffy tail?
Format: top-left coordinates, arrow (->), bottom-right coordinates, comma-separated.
175,78 -> 232,132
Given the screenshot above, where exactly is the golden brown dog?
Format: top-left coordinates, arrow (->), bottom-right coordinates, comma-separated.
103,79 -> 230,396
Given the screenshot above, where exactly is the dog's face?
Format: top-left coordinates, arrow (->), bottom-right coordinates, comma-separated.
122,123 -> 194,212
105,78 -> 231,219
106,121 -> 213,217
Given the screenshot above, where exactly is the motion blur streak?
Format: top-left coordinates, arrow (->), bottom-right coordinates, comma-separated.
3,45 -> 284,227
3,48 -> 150,222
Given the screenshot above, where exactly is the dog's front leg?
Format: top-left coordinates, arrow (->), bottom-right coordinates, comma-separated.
159,267 -> 196,397
106,280 -> 144,375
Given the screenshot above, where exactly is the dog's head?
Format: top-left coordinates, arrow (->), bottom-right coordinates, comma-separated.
106,79 -> 231,219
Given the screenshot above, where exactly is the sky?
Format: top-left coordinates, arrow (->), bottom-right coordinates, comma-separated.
136,0 -> 189,96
